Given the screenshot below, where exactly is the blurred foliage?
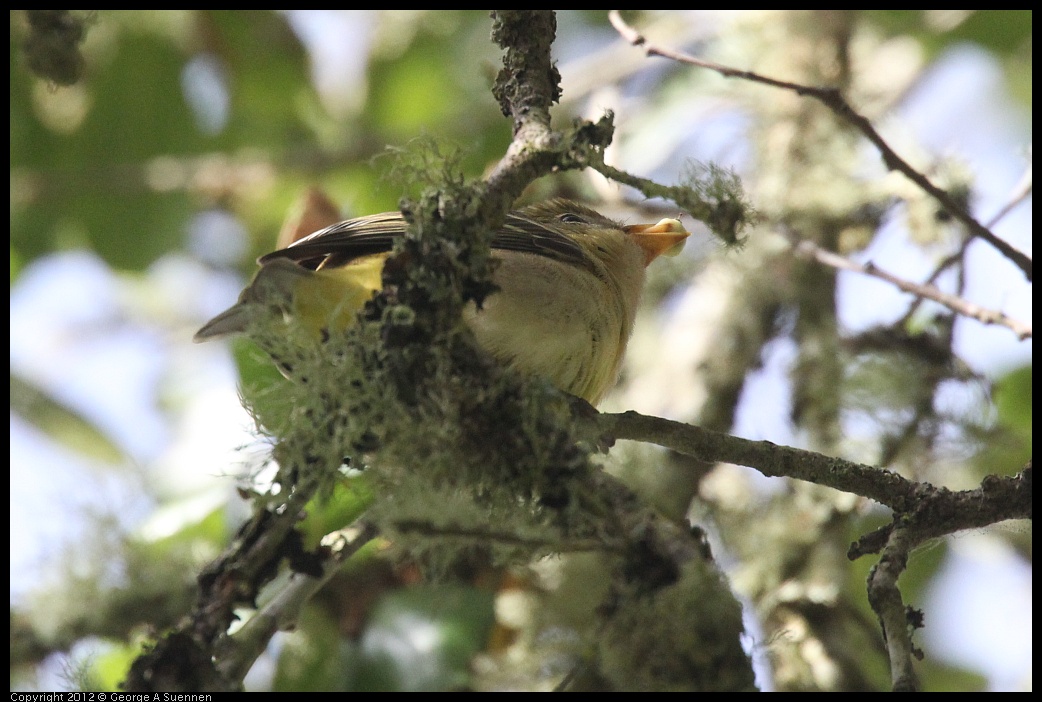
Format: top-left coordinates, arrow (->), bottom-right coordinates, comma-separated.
973,365 -> 1032,478
352,585 -> 496,691
865,10 -> 1032,105
10,372 -> 126,463
269,582 -> 495,692
9,10 -> 518,279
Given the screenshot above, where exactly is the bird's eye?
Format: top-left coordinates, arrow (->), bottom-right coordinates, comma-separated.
558,213 -> 585,224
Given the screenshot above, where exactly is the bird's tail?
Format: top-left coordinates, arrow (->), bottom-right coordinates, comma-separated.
194,257 -> 384,342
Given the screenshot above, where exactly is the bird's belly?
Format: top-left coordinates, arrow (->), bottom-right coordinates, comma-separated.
463,253 -> 628,404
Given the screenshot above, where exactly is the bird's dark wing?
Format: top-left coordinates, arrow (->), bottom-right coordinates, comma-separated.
490,212 -> 594,272
258,212 -> 407,270
257,207 -> 595,273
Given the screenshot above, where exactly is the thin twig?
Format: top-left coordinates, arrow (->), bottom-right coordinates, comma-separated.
901,161 -> 1032,325
985,161 -> 1033,230
897,244 -> 969,328
791,237 -> 1032,340
608,11 -> 1033,282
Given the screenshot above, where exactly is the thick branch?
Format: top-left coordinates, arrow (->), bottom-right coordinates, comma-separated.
857,462 -> 1030,690
600,410 -> 917,510
213,522 -> 379,684
600,411 -> 1033,526
482,11 -> 614,226
867,526 -> 921,692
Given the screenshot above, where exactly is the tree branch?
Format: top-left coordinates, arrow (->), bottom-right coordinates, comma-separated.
608,10 -> 1033,282
599,410 -> 1032,525
213,522 -> 379,684
867,525 -> 921,692
791,236 -> 1032,340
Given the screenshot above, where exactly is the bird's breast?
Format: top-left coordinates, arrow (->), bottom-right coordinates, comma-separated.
463,250 -> 643,404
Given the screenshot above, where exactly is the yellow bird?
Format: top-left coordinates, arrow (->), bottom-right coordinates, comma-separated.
195,199 -> 690,405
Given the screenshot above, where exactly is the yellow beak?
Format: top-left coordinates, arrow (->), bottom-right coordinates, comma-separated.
625,218 -> 691,265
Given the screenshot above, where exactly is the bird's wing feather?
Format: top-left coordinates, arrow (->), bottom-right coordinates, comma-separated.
257,210 -> 594,272
259,212 -> 407,269
490,214 -> 592,271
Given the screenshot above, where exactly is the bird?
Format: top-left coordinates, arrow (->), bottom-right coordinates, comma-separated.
194,198 -> 690,405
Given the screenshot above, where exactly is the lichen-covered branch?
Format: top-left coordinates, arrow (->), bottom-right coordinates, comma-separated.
601,410 -> 1032,525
